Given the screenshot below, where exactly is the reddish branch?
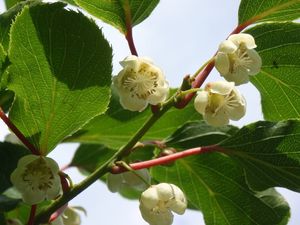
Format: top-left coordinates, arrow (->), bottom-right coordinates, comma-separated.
0,107 -> 40,155
27,205 -> 37,225
111,145 -> 221,173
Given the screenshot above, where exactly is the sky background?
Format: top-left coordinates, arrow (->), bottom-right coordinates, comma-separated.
0,0 -> 299,224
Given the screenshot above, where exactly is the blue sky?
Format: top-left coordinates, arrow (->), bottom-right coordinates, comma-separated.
0,0 -> 299,224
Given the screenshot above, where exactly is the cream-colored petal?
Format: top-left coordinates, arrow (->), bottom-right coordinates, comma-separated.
140,186 -> 159,210
224,68 -> 249,85
204,111 -> 229,127
17,155 -> 39,168
215,52 -> 230,75
119,55 -> 139,68
119,94 -> 148,112
147,85 -> 169,105
194,91 -> 209,115
226,95 -> 246,121
218,40 -> 237,53
63,207 -> 81,225
168,184 -> 187,215
156,183 -> 174,201
246,49 -> 262,75
46,177 -> 62,200
107,173 -> 123,193
123,169 -> 150,188
22,190 -> 45,205
45,157 -> 60,173
208,81 -> 234,95
139,203 -> 173,225
228,33 -> 257,49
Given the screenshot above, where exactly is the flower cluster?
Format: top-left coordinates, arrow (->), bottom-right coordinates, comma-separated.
194,81 -> 246,126
10,155 -> 62,205
107,169 -> 150,193
113,55 -> 169,112
215,33 -> 262,85
139,183 -> 187,225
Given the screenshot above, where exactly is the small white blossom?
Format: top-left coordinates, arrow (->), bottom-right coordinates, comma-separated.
194,81 -> 246,127
139,183 -> 187,225
107,169 -> 150,193
215,33 -> 262,85
10,155 -> 62,205
113,55 -> 169,111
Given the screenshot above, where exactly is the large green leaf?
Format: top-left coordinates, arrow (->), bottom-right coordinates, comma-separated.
67,90 -> 200,149
165,121 -> 238,149
8,3 -> 112,154
74,0 -> 159,33
249,22 -> 300,120
0,142 -> 29,193
220,120 -> 300,192
239,0 -> 300,24
0,44 -> 6,82
152,153 -> 290,225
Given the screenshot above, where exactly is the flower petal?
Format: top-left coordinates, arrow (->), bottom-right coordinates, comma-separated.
194,91 -> 209,115
168,184 -> 187,215
139,203 -> 173,225
218,40 -> 237,53
204,110 -> 229,127
224,67 -> 249,85
228,33 -> 257,49
207,81 -> 234,95
215,52 -> 231,75
147,85 -> 169,105
140,186 -> 159,210
119,94 -> 148,112
246,49 -> 262,75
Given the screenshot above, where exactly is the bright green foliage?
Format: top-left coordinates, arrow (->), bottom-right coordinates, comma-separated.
151,153 -> 290,225
239,0 -> 300,24
248,22 -> 300,121
74,0 -> 159,33
0,44 -> 6,82
0,142 -> 29,193
67,90 -> 200,148
165,121 -> 239,149
8,3 -> 112,154
5,0 -> 21,9
221,120 -> 300,192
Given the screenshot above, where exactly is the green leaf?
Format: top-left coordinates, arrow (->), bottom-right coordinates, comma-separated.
220,120 -> 300,192
238,0 -> 300,24
152,153 -> 290,225
67,90 -> 200,149
0,195 -> 20,212
0,90 -> 14,113
74,0 -> 159,33
0,142 -> 29,193
5,0 -> 21,9
165,121 -> 238,149
248,22 -> 300,121
70,144 -> 115,173
0,44 -> 6,81
8,3 -> 112,154
0,0 -> 31,50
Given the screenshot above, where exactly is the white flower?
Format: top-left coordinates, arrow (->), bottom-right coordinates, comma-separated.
10,155 -> 62,205
107,169 -> 150,193
113,55 -> 169,111
215,33 -> 262,85
62,207 -> 84,225
139,183 -> 187,225
194,81 -> 246,127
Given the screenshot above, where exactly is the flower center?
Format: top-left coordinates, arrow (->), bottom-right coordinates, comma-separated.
122,63 -> 158,100
230,47 -> 253,73
22,157 -> 54,191
208,93 -> 226,114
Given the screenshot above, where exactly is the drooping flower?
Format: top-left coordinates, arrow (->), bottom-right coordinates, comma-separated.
107,169 -> 150,193
113,55 -> 169,112
139,183 -> 187,225
215,33 -> 262,85
10,155 -> 62,205
194,81 -> 246,127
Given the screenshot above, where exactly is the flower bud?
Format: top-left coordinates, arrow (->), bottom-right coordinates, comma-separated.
10,155 -> 62,205
215,33 -> 262,85
194,81 -> 246,126
113,55 -> 169,112
139,183 -> 187,225
107,169 -> 151,193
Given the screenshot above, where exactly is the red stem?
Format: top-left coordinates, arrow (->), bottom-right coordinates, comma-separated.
126,29 -> 138,56
111,145 -> 219,173
0,107 -> 40,155
27,205 -> 37,225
